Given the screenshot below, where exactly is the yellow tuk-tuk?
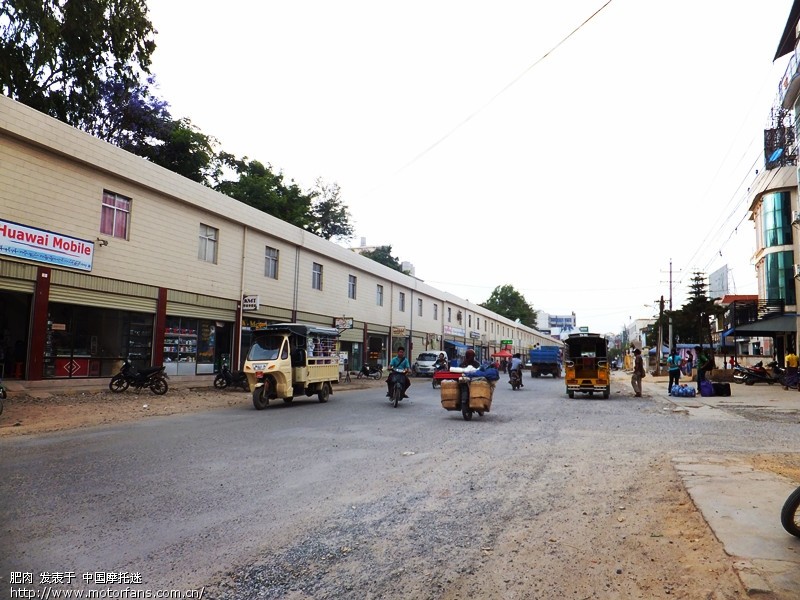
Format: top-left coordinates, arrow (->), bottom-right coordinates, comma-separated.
563,333 -> 610,399
244,323 -> 340,409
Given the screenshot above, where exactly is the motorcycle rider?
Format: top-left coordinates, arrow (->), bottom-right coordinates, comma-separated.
386,346 -> 411,398
434,352 -> 449,371
460,349 -> 480,369
508,352 -> 524,387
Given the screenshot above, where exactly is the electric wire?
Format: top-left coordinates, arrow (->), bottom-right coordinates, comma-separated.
367,0 -> 614,190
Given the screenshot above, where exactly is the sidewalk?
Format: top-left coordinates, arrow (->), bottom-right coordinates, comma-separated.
632,371 -> 800,598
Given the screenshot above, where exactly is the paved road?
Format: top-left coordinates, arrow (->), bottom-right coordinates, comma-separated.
2,372 -> 799,597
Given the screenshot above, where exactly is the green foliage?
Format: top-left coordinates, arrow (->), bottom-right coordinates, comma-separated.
480,285 -> 537,328
307,179 -> 354,241
671,272 -> 719,346
0,0 -> 156,126
215,154 -> 312,228
359,246 -> 405,273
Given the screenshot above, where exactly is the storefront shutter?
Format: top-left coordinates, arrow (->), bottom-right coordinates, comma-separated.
49,285 -> 157,312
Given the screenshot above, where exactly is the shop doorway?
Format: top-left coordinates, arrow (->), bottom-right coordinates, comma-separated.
0,291 -> 32,379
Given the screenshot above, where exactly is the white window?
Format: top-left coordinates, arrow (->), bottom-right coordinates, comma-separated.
348,275 -> 357,299
100,191 -> 130,239
447,307 -> 452,322
312,262 -> 323,290
265,246 -> 279,279
418,298 -> 423,317
377,284 -> 384,306
434,304 -> 439,320
198,224 -> 218,263
399,292 -> 406,312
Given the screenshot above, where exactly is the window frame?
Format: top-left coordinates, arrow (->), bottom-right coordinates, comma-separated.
348,274 -> 357,299
312,262 -> 323,291
376,284 -> 384,306
198,223 -> 218,264
265,246 -> 279,279
399,292 -> 406,312
100,190 -> 131,240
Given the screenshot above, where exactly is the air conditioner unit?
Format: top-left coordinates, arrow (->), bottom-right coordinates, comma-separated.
792,211 -> 800,226
794,264 -> 800,278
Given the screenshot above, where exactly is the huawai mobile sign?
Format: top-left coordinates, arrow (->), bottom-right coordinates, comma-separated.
0,219 -> 95,272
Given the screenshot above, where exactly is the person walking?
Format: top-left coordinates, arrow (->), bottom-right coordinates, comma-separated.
666,348 -> 681,395
694,345 -> 710,392
785,348 -> 798,390
631,348 -> 644,397
684,349 -> 694,378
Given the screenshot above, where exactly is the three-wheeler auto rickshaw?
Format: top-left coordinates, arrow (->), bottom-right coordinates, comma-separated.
244,323 -> 340,409
563,332 -> 611,399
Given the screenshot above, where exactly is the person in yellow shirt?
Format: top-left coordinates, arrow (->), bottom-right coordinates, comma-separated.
785,348 -> 798,390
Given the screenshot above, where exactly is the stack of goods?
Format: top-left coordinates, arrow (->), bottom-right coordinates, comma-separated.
440,379 -> 459,410
670,384 -> 696,397
468,379 -> 494,412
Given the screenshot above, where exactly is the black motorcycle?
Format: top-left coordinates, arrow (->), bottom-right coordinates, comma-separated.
735,360 -> 784,386
781,485 -> 800,537
109,359 -> 169,395
214,363 -> 249,391
357,364 -> 383,380
509,368 -> 522,390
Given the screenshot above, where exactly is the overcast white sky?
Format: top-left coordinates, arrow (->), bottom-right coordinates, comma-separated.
146,0 -> 793,333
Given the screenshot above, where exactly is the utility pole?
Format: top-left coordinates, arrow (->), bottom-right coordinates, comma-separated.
668,259 -> 673,351
655,295 -> 665,376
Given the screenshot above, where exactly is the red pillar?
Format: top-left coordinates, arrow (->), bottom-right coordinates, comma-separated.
28,266 -> 52,380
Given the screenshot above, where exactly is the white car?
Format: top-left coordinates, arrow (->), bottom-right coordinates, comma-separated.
412,352 -> 439,377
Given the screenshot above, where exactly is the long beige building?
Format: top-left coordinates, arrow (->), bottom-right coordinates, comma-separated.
0,95 -> 558,382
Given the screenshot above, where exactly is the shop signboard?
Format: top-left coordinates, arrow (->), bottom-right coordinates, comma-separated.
392,326 -> 406,335
500,339 -> 513,345
0,219 -> 94,271
242,295 -> 260,311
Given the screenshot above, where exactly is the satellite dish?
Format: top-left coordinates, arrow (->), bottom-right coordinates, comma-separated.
768,148 -> 784,162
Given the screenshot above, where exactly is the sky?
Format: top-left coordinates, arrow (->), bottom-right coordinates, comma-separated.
145,0 -> 794,334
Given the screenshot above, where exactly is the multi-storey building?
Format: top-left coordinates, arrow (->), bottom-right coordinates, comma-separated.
732,2 -> 800,356
0,96 -> 557,382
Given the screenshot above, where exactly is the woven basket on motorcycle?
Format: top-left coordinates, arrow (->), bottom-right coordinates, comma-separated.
440,379 -> 459,410
468,379 -> 494,411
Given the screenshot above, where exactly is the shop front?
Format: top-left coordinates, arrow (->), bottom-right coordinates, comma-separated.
0,288 -> 33,379
366,326 -> 389,368
45,303 -> 154,378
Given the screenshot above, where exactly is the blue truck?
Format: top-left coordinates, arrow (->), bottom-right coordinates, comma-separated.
529,346 -> 562,378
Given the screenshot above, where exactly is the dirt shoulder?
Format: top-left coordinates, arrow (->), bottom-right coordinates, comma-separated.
0,377 -> 386,437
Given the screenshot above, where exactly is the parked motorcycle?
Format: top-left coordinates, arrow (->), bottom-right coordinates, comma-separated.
214,362 -> 249,391
781,485 -> 800,537
357,364 -> 383,380
735,360 -> 784,386
509,368 -> 522,390
109,359 -> 169,395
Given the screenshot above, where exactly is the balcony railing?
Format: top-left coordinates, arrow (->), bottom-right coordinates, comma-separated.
778,49 -> 800,108
724,299 -> 786,329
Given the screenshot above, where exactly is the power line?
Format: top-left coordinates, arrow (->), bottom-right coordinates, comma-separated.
368,0 -> 614,190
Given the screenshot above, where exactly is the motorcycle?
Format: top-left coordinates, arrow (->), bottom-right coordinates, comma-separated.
109,359 -> 169,395
386,369 -> 409,408
509,368 -> 522,390
214,362 -> 249,391
734,360 -> 784,386
357,364 -> 383,380
781,485 -> 800,537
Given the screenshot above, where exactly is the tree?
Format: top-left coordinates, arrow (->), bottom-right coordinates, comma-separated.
307,179 -> 354,241
359,245 -> 406,273
480,285 -> 537,328
215,155 -> 313,228
1,0 -> 156,127
672,272 -> 719,348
